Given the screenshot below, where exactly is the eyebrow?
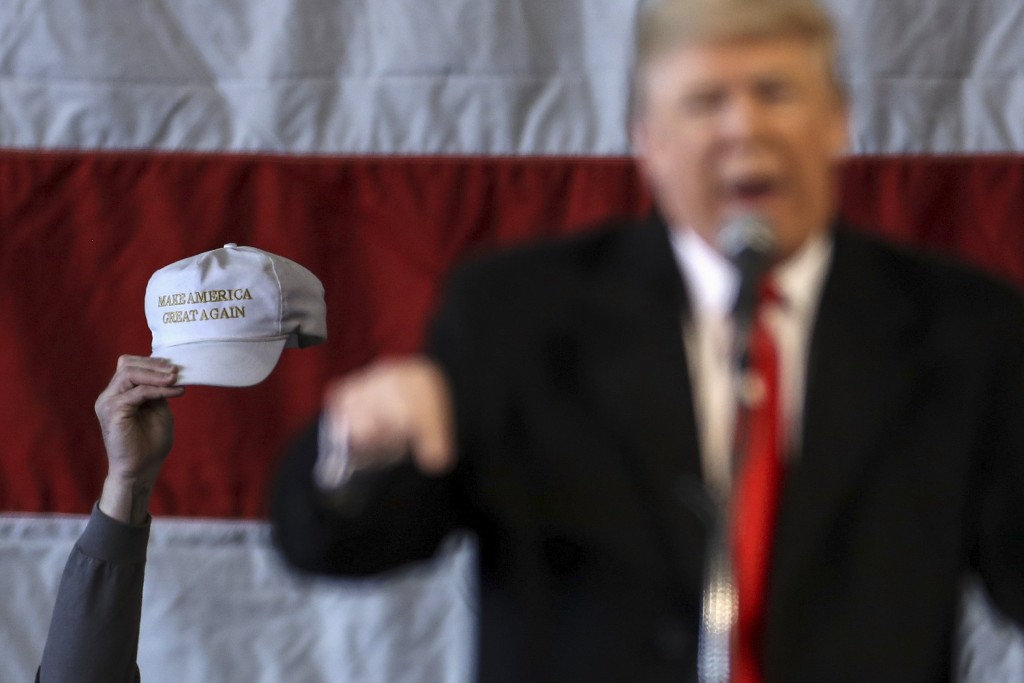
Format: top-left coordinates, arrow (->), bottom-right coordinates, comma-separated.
681,70 -> 802,95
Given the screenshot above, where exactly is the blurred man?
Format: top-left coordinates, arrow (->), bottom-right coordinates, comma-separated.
272,0 -> 1024,681
38,356 -> 182,682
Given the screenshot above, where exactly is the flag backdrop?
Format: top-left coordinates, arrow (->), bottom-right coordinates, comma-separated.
1,1 -> 1023,680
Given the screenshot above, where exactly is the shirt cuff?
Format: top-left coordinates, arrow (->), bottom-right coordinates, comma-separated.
76,502 -> 151,565
313,413 -> 355,490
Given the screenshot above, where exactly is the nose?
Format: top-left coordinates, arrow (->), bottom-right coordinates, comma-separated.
719,93 -> 766,140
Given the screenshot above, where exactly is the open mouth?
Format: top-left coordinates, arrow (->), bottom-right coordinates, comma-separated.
727,177 -> 780,202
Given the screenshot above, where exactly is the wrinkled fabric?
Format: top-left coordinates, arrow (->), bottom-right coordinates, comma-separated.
1,0 -> 1023,680
4,514 -> 475,682
1,0 -> 1024,154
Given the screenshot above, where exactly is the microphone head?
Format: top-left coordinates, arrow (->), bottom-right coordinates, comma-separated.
716,215 -> 778,270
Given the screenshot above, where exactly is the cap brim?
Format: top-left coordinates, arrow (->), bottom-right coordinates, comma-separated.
153,337 -> 288,387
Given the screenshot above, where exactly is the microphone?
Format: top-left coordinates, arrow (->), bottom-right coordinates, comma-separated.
697,216 -> 778,683
716,215 -> 777,373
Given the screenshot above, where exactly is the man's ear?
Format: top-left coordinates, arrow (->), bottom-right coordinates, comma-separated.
631,117 -> 660,182
631,117 -> 649,158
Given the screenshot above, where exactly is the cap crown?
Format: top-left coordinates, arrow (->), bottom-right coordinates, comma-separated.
144,244 -> 326,386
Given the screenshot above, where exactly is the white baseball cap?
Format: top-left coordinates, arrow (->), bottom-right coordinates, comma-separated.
145,244 -> 327,387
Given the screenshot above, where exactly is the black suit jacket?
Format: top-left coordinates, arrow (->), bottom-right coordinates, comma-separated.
272,214 -> 1024,682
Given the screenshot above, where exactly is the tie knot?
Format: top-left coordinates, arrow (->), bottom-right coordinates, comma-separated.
758,277 -> 783,309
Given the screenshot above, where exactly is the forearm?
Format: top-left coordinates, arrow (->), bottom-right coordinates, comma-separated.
38,505 -> 147,683
99,474 -> 156,526
972,297 -> 1024,627
271,418 -> 461,576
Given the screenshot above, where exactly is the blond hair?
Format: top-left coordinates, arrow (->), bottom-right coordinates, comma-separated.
633,0 -> 842,116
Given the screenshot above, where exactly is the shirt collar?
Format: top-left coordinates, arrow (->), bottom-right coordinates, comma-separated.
672,226 -> 737,318
773,229 -> 832,318
670,226 -> 833,318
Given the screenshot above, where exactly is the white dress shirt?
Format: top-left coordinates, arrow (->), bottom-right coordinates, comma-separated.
670,226 -> 832,497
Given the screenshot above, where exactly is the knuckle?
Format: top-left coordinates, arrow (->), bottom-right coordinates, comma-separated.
94,397 -> 115,420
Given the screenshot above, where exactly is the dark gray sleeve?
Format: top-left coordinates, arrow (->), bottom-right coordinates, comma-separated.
37,504 -> 148,683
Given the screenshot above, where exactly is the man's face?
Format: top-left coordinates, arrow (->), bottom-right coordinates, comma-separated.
634,36 -> 849,260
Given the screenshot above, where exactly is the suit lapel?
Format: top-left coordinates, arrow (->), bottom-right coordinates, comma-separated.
767,228 -> 927,642
576,215 -> 712,589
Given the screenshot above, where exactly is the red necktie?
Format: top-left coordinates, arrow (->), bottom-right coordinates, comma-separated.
731,282 -> 785,683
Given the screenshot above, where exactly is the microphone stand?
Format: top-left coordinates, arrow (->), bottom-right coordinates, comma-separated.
697,262 -> 765,683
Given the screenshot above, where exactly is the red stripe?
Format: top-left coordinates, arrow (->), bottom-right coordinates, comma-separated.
1,151 -> 1020,516
840,156 -> 1024,285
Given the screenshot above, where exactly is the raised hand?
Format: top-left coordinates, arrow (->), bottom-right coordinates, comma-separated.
323,356 -> 455,477
94,355 -> 185,524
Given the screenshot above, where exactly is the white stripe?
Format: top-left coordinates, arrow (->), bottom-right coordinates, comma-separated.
2,515 -> 1023,680
834,0 -> 1024,154
0,0 -> 638,156
0,514 -> 474,682
2,0 -> 1024,155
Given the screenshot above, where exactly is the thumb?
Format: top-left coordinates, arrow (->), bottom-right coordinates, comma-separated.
409,405 -> 455,475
